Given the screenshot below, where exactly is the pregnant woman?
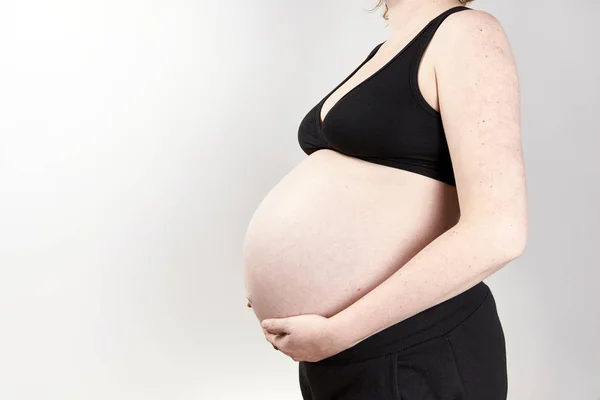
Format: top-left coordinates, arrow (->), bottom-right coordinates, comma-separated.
243,1 -> 527,399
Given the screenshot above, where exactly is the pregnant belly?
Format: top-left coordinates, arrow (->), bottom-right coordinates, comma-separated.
243,149 -> 460,321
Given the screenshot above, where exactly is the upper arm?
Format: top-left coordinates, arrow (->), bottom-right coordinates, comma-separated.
435,10 -> 528,251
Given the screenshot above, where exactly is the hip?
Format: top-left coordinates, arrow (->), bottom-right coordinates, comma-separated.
299,281 -> 508,400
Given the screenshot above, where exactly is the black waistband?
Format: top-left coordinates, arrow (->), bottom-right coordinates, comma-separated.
310,281 -> 491,365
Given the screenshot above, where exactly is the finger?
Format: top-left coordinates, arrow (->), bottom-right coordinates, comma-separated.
265,331 -> 288,351
262,318 -> 290,335
271,332 -> 289,350
264,332 -> 279,344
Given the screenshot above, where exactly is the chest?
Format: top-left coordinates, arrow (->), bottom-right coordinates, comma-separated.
299,64 -> 448,159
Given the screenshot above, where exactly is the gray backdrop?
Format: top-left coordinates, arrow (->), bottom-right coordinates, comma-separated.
0,0 -> 598,399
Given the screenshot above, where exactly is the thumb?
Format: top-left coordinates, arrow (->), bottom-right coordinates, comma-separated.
262,318 -> 290,334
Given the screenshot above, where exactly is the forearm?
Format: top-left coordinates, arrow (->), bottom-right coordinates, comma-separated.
328,219 -> 524,349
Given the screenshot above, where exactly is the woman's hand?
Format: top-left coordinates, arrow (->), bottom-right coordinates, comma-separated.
261,314 -> 347,362
246,298 -> 280,351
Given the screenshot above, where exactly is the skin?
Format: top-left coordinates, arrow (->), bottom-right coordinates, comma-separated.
255,0 -> 527,363
247,299 -> 279,350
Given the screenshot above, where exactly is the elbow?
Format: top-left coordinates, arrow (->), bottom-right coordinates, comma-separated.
490,219 -> 528,261
504,228 -> 528,260
461,215 -> 528,261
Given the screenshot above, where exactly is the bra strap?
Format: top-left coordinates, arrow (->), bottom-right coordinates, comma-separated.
408,6 -> 472,115
411,6 -> 472,73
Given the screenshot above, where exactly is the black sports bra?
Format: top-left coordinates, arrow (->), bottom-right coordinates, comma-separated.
297,6 -> 471,187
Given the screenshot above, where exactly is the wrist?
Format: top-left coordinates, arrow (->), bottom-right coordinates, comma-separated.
327,310 -> 362,351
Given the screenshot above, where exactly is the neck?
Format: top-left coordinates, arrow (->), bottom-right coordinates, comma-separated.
385,0 -> 464,36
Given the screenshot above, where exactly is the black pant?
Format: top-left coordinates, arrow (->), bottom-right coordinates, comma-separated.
298,281 -> 507,400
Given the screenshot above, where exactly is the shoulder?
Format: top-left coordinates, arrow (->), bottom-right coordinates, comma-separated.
434,9 -> 513,58
432,9 -> 518,83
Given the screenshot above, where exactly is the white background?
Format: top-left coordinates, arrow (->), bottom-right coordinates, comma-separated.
0,0 -> 598,399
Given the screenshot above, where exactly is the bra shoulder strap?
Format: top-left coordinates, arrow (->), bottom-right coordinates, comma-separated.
366,41 -> 385,62
410,6 -> 472,71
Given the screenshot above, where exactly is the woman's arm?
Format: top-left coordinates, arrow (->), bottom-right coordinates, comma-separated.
328,9 -> 528,350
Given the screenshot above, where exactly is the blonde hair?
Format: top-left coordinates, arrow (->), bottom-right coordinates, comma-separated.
370,1 -> 475,21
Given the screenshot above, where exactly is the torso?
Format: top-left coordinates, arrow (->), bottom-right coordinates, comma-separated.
243,151 -> 460,320
243,6 -> 469,321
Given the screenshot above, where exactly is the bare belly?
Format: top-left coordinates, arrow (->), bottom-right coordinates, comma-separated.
242,149 -> 460,322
